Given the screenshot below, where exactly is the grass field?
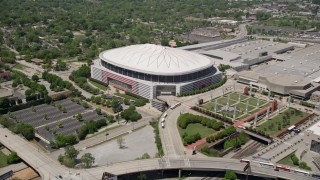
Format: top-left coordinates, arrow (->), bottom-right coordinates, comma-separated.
179,123 -> 215,138
0,151 -> 8,168
228,92 -> 248,102
278,152 -> 296,167
88,79 -> 108,90
256,108 -> 308,136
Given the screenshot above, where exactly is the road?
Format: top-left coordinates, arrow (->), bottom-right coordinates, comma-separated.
0,126 -> 316,180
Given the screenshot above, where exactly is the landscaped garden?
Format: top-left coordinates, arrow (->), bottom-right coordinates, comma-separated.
255,108 -> 308,136
177,113 -> 224,145
201,92 -> 270,120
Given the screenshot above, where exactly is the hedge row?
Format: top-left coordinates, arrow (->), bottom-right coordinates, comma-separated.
178,76 -> 227,97
191,106 -> 233,124
300,101 -> 315,108
183,133 -> 201,145
206,126 -> 236,143
177,113 -> 224,130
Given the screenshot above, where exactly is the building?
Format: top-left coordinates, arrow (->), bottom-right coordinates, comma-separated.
31,58 -> 44,65
91,44 -> 222,99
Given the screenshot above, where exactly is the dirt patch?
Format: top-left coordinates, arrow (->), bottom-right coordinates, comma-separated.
12,168 -> 39,180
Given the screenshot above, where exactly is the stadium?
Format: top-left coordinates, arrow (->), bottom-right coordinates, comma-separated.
91,44 -> 222,99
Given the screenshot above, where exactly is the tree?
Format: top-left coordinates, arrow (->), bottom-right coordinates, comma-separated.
64,146 -> 79,159
224,171 -> 237,180
14,123 -> 35,140
7,152 -> 21,164
137,173 -> 147,180
31,74 -> 39,82
0,97 -> 10,109
76,113 -> 82,121
117,136 -> 125,149
81,153 -> 95,168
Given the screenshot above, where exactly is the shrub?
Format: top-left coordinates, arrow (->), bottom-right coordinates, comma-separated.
7,152 -> 20,164
178,113 -> 223,130
206,126 -> 236,143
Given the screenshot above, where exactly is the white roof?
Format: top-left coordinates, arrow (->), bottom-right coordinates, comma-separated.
307,121 -> 320,137
100,44 -> 213,75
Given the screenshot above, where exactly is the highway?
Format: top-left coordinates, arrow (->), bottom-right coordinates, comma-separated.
0,126 -> 317,180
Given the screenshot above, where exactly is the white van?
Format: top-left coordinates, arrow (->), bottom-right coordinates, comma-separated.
161,118 -> 165,123
161,122 -> 165,128
163,112 -> 167,118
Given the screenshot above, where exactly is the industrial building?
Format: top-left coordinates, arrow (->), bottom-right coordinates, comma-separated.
91,44 -> 222,99
181,39 -> 320,99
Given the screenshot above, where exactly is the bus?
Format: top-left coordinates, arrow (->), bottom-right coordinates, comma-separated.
240,159 -> 250,163
275,165 -> 290,172
293,169 -> 309,175
259,162 -> 274,168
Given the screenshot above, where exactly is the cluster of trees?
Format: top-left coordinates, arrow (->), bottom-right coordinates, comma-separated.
6,151 -> 21,165
69,65 -> 100,95
223,132 -> 249,150
290,153 -> 311,170
115,92 -> 148,107
182,132 -> 201,145
150,120 -> 164,157
77,119 -> 107,140
42,72 -> 73,92
0,0 -> 260,63
300,101 -> 315,108
0,46 -> 16,64
201,146 -> 220,157
256,11 -> 271,21
13,123 -> 35,140
191,106 -> 233,124
218,64 -> 231,72
224,171 -> 237,180
50,134 -> 78,149
179,76 -> 227,97
12,71 -> 51,102
58,146 -> 95,168
206,126 -> 236,143
121,106 -> 142,122
177,113 -> 224,130
0,116 -> 35,141
261,90 -> 275,97
0,97 -> 19,109
258,16 -> 320,31
89,95 -> 122,113
55,59 -> 68,71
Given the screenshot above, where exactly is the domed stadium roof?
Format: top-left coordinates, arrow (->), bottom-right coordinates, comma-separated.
100,44 -> 214,76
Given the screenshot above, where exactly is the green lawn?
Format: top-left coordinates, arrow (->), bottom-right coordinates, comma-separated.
278,152 -> 296,167
256,108 -> 308,136
228,92 -> 248,102
179,123 -> 215,138
0,151 -> 8,168
88,79 -> 108,90
216,97 -> 237,106
236,102 -> 256,113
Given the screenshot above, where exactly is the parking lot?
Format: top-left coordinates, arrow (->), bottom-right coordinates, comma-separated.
4,99 -> 105,142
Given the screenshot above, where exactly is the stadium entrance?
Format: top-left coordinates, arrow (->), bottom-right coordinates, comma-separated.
156,85 -> 176,96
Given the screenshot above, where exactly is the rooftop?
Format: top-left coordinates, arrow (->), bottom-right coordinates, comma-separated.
100,44 -> 214,76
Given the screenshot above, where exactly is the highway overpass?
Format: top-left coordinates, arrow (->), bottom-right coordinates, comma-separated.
0,126 -> 318,180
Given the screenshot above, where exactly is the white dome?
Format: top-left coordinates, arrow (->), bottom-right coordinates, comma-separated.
100,44 -> 213,75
